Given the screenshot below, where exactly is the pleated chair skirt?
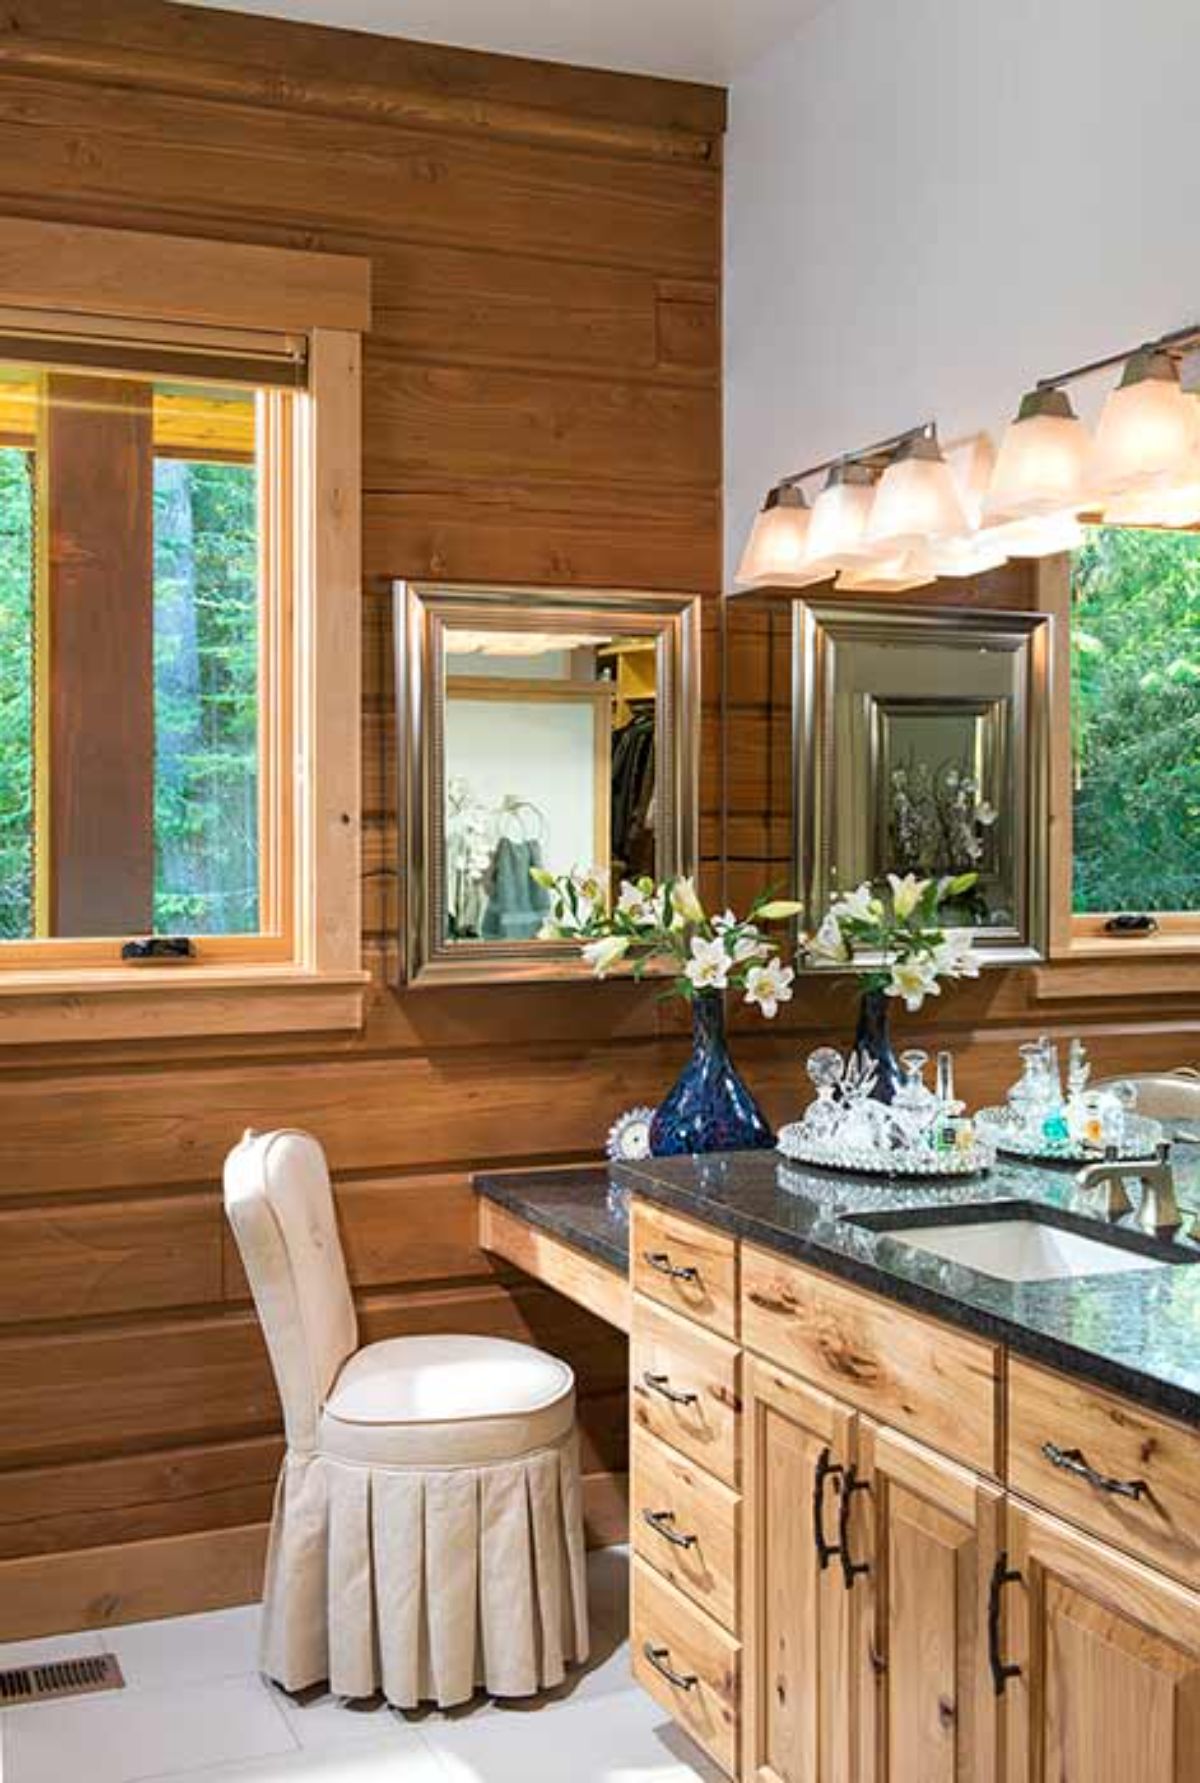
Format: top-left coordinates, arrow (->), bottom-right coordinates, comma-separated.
259,1432 -> 590,1709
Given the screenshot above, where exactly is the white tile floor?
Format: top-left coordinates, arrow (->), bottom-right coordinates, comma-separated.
0,1548 -> 723,1783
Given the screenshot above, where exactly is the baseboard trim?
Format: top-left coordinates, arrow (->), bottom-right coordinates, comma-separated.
0,1521 -> 270,1643
0,1471 -> 630,1643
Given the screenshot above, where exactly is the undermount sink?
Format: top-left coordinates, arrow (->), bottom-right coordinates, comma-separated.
844,1203 -> 1199,1284
888,1218 -> 1168,1283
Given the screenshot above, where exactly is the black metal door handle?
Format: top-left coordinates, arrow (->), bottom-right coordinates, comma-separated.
1041,1442 -> 1147,1501
838,1465 -> 870,1589
812,1445 -> 843,1570
641,1370 -> 699,1407
988,1552 -> 1022,1696
644,1250 -> 700,1283
642,1642 -> 697,1691
642,1508 -> 698,1549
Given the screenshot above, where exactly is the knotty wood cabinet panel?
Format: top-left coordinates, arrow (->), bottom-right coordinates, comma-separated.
1004,1504 -> 1200,1783
741,1354 -> 855,1783
856,1424 -> 1003,1783
741,1245 -> 1002,1477
1008,1357 -> 1200,1592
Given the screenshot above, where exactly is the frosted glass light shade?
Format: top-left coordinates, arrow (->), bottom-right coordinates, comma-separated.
1092,348 -> 1198,494
929,532 -> 1011,577
802,463 -> 877,572
836,544 -> 936,592
735,485 -> 819,587
1104,476 -> 1200,527
983,388 -> 1093,522
866,434 -> 969,550
989,510 -> 1086,558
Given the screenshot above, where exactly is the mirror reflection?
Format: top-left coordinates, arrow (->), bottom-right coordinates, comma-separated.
441,625 -> 658,944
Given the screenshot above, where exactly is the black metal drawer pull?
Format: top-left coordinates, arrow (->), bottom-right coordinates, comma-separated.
988,1553 -> 1022,1696
642,1508 -> 698,1549
838,1465 -> 871,1590
1041,1442 -> 1147,1501
811,1446 -> 844,1570
643,1642 -> 697,1691
644,1250 -> 700,1283
642,1371 -> 699,1407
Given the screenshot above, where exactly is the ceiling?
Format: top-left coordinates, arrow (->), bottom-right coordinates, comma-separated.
181,0 -> 828,84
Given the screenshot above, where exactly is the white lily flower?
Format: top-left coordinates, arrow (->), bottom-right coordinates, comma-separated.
830,882 -> 881,923
671,876 -> 706,926
732,926 -> 770,963
582,935 -> 630,978
885,956 -> 941,1012
809,912 -> 851,964
684,935 -> 730,992
887,872 -> 929,922
931,929 -> 981,979
616,880 -> 657,926
743,957 -> 795,1019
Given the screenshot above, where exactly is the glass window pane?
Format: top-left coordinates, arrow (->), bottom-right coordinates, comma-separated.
153,449 -> 260,936
1072,525 -> 1200,914
0,446 -> 33,939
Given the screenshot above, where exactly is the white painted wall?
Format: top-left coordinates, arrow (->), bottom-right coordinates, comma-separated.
725,0 -> 1200,585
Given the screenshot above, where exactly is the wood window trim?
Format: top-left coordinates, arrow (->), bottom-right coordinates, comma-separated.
0,217 -> 370,1044
1035,554 -> 1200,1003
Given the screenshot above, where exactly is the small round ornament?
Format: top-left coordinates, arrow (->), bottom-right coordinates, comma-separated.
605,1105 -> 657,1162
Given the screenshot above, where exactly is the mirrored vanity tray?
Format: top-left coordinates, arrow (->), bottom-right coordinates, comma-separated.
776,1120 -> 994,1179
973,1105 -> 1164,1165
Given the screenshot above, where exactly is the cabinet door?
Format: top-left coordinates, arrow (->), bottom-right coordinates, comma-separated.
1005,1502 -> 1200,1783
742,1353 -> 856,1783
855,1423 -> 1003,1783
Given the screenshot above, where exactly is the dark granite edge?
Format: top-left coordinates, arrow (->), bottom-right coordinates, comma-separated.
475,1168 -> 628,1273
613,1161 -> 1200,1428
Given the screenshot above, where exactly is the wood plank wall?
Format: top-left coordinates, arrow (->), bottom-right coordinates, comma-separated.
0,0 -> 724,1636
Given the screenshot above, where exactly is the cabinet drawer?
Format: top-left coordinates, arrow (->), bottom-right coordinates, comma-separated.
632,1296 -> 740,1488
632,1427 -> 740,1632
741,1243 -> 1001,1476
632,1555 -> 740,1776
1009,1358 -> 1200,1591
632,1200 -> 738,1339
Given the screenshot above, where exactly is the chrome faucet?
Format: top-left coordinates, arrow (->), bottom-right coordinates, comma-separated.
1075,1146 -> 1133,1223
1075,1141 -> 1182,1238
1131,1141 -> 1182,1240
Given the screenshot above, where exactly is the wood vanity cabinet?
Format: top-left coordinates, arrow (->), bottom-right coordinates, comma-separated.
627,1198 -> 1200,1783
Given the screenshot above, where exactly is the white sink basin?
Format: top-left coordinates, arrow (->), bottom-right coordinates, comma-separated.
891,1218 -> 1168,1283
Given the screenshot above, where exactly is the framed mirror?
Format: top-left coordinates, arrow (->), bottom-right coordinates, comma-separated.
795,600 -> 1051,963
394,582 -> 700,984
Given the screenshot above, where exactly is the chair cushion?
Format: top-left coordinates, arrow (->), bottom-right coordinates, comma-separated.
318,1334 -> 576,1467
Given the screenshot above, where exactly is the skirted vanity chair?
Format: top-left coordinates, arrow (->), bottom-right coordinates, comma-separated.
223,1128 -> 589,1710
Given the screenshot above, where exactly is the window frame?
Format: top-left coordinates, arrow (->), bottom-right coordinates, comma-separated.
1039,551 -> 1200,970
0,217 -> 369,1043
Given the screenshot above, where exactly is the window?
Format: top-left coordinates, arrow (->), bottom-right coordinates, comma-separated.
0,363 -> 289,955
1070,526 -> 1200,922
0,214 -> 369,1043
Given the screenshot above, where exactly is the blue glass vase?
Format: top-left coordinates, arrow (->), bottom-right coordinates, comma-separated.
650,991 -> 776,1156
854,985 -> 901,1103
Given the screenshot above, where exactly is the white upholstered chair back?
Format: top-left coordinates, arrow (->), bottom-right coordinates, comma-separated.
1094,1069 -> 1200,1124
224,1128 -> 358,1451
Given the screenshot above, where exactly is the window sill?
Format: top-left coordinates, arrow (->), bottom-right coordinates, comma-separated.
0,964 -> 369,1045
1034,941 -> 1200,1002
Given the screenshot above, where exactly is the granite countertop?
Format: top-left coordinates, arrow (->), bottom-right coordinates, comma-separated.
476,1149 -> 1200,1427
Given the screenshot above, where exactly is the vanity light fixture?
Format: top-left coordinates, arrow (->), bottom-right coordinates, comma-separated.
734,483 -> 820,588
865,429 -> 969,552
1091,345 -> 1199,496
731,317 -> 1200,600
983,386 -> 1093,522
803,460 -> 878,573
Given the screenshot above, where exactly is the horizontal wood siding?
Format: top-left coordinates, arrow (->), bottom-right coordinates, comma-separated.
0,0 -> 723,1630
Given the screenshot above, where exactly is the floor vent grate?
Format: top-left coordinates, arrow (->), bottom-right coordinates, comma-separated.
0,1652 -> 125,1706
